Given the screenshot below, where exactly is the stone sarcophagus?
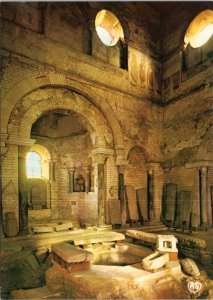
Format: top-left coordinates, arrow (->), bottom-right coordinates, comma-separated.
51,242 -> 94,272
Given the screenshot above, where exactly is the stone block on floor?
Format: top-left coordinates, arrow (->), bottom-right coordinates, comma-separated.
32,226 -> 54,233
51,243 -> 93,263
54,222 -> 73,232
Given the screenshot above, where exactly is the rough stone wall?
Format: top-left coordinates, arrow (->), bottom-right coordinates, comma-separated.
161,9 -> 213,227
1,3 -> 212,228
1,2 -> 164,227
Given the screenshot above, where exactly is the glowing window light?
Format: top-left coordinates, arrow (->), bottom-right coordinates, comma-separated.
95,10 -> 124,47
26,151 -> 42,177
184,9 -> 213,48
96,26 -> 112,46
189,24 -> 213,48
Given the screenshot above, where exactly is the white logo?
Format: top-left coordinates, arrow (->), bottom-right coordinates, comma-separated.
187,281 -> 202,294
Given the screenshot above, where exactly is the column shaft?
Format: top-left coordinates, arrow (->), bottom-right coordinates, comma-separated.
98,163 -> 105,225
200,167 -> 208,225
18,148 -> 28,235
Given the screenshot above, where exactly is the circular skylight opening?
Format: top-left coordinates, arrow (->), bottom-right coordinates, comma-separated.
96,26 -> 112,46
95,10 -> 124,47
184,9 -> 213,48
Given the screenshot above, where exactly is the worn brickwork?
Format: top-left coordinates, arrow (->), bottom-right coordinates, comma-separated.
1,3 -> 212,229
125,146 -> 147,190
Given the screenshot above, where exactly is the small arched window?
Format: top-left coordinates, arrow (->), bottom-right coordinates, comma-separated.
26,151 -> 42,177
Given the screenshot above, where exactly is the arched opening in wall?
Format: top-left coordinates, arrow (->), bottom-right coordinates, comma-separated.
94,9 -> 128,69
182,9 -> 213,72
95,9 -> 124,46
26,151 -> 42,177
30,108 -> 96,225
26,144 -> 50,214
124,146 -> 148,225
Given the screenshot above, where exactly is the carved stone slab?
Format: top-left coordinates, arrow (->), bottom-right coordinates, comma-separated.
5,212 -> 18,237
125,185 -> 139,221
51,243 -> 93,263
108,200 -> 122,224
126,230 -> 157,244
142,251 -> 169,271
55,222 -> 73,232
174,190 -> 192,228
73,231 -> 125,246
181,191 -> 192,222
136,188 -> 148,220
164,184 -> 177,222
32,226 -> 54,233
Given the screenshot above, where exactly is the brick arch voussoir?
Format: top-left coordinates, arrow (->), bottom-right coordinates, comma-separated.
18,98 -> 107,148
3,73 -> 124,151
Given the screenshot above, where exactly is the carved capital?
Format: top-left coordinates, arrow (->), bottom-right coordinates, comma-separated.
18,145 -> 31,158
94,153 -> 108,164
83,165 -> 91,173
200,166 -> 208,175
68,167 -> 75,174
118,164 -> 126,174
146,162 -> 160,173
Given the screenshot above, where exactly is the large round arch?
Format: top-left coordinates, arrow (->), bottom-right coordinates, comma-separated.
1,73 -> 124,154
8,88 -> 114,150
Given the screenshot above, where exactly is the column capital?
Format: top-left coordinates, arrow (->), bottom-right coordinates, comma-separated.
146,162 -> 161,172
200,166 -> 208,174
18,145 -> 32,158
94,153 -> 108,164
92,147 -> 114,156
118,164 -> 127,174
83,165 -> 91,173
92,147 -> 114,164
68,167 -> 75,173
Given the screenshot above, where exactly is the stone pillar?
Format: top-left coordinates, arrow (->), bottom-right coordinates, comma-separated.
118,165 -> 126,226
50,161 -> 56,182
147,162 -> 162,222
68,167 -> 75,193
147,169 -> 154,221
83,166 -> 91,193
200,166 -> 208,227
94,154 -> 107,225
18,146 -> 29,235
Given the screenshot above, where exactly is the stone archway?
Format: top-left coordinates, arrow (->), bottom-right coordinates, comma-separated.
2,83 -> 123,231
1,73 -> 125,161
8,88 -> 114,150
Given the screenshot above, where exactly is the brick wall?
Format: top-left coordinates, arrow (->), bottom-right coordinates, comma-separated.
124,146 -> 147,190
2,145 -> 19,227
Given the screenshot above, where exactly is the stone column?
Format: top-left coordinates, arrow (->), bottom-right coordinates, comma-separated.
200,166 -> 208,227
49,161 -> 56,182
94,154 -> 107,225
68,167 -> 75,193
147,169 -> 154,221
83,166 -> 91,193
118,165 -> 126,226
147,162 -> 162,222
18,146 -> 30,235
